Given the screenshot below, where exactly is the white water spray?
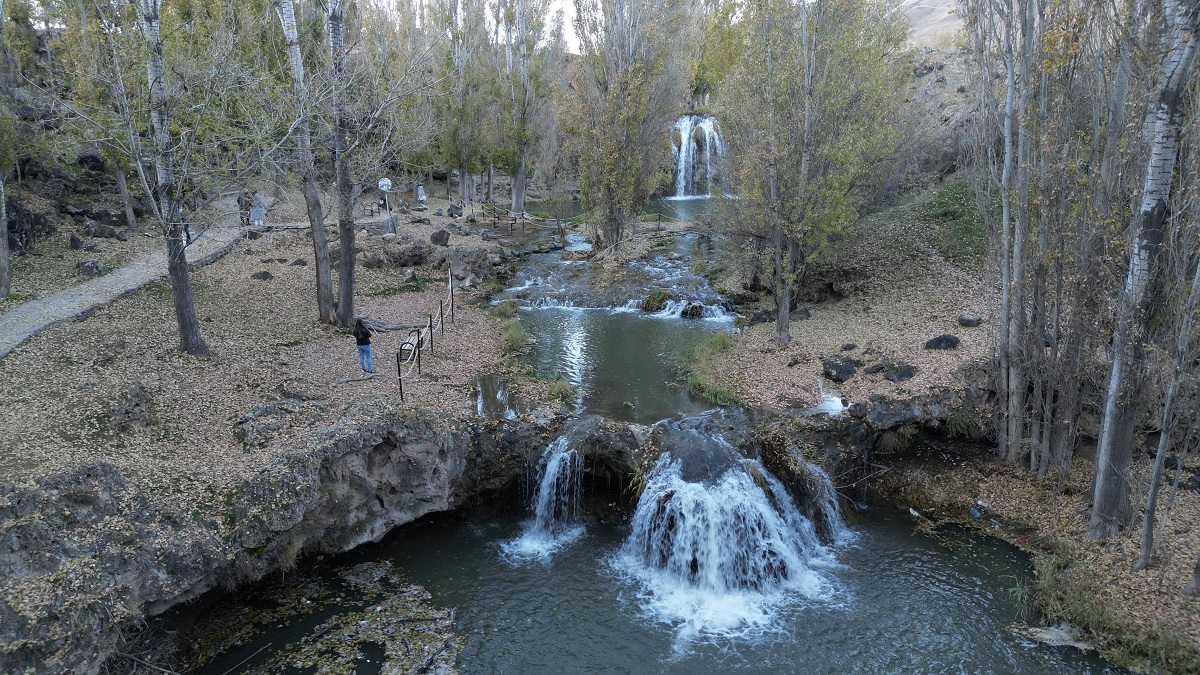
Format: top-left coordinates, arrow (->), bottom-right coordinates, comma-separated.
502,436 -> 585,561
612,448 -> 847,646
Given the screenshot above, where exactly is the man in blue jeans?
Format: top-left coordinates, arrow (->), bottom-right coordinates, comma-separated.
353,318 -> 374,373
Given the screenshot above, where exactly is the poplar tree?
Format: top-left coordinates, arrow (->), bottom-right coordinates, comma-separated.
720,0 -> 906,345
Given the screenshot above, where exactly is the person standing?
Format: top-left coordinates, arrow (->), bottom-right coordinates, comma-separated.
250,189 -> 266,228
353,318 -> 374,373
237,189 -> 252,226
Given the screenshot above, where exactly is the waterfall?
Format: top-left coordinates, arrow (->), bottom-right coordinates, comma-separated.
671,115 -> 725,198
502,436 -> 585,561
611,444 -> 847,646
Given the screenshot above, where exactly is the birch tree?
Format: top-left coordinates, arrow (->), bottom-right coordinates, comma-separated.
0,109 -> 14,300
1089,0 -> 1198,540
275,0 -> 336,324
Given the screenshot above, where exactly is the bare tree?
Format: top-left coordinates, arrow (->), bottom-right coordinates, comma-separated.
1090,0 -> 1198,540
275,0 -> 336,324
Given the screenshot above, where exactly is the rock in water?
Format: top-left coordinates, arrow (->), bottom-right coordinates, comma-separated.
822,355 -> 857,382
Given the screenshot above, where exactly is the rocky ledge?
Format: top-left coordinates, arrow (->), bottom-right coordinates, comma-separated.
0,397 -> 646,674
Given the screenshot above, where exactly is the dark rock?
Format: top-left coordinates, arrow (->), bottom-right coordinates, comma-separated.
481,230 -> 498,240
109,382 -> 152,431
863,363 -> 885,375
6,198 -> 56,252
82,219 -> 120,239
466,215 -> 477,223
430,229 -> 451,247
77,153 -> 107,172
290,259 -> 307,266
822,355 -> 857,382
408,216 -> 432,225
434,208 -> 444,216
260,257 -> 275,263
840,343 -> 857,351
77,260 -> 109,278
447,204 -> 463,218
747,310 -> 774,327
63,203 -> 92,217
251,270 -> 274,281
69,234 -> 100,252
681,303 -> 705,319
730,289 -> 758,304
115,230 -> 129,242
924,334 -> 960,350
792,308 -> 811,320
883,362 -> 918,383
401,267 -> 418,283
958,316 -> 983,327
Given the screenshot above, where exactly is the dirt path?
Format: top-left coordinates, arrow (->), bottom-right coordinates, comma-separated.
0,211 -> 251,358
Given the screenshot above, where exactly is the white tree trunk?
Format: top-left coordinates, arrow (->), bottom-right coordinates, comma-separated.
329,0 -> 357,327
275,0 -> 336,324
139,0 -> 210,357
1090,0 -> 1198,540
0,176 -> 9,299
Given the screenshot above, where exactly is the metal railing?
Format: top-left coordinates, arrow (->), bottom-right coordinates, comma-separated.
392,267 -> 456,401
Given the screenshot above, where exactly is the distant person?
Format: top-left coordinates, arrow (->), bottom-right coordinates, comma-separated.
250,190 -> 266,228
237,189 -> 252,226
416,184 -> 426,205
378,192 -> 388,211
353,318 -> 374,373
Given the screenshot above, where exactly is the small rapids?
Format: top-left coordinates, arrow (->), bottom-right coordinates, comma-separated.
501,436 -> 585,562
611,426 -> 848,649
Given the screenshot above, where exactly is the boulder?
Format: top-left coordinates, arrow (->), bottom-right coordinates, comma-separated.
69,234 -> 100,252
863,363 -> 885,375
82,219 -> 120,239
63,203 -> 92,217
115,230 -> 129,242
6,199 -> 55,253
447,204 -> 464,218
925,334 -> 960,350
822,355 -> 857,382
77,153 -> 106,172
430,229 -> 451,247
883,362 -> 918,383
290,259 -> 308,267
681,303 -> 705,319
401,267 -> 418,283
958,316 -> 983,327
77,260 -> 109,278
251,270 -> 274,281
840,343 -> 858,351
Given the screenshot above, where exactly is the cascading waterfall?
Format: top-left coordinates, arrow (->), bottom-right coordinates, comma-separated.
671,115 -> 725,198
611,439 -> 847,646
502,436 -> 585,561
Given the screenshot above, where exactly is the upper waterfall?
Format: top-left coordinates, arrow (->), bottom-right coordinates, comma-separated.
671,115 -> 725,198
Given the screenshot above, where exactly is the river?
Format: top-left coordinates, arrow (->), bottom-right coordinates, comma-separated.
191,227 -> 1122,674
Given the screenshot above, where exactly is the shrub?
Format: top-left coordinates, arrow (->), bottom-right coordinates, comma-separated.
490,300 -> 519,320
500,317 -> 528,355
547,377 -> 576,404
641,288 -> 672,312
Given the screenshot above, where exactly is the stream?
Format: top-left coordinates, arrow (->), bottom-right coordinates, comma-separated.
192,228 -> 1123,673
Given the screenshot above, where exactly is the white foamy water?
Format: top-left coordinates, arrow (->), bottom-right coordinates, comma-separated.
611,452 -> 846,649
502,437 -> 586,562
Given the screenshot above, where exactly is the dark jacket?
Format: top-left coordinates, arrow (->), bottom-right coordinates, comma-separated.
354,323 -> 372,346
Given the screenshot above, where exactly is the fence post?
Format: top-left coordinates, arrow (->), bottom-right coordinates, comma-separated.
428,314 -> 434,353
439,301 -> 444,334
395,352 -> 404,401
450,284 -> 455,322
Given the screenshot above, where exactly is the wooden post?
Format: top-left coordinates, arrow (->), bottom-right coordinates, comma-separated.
395,351 -> 404,401
428,314 -> 434,353
450,284 -> 455,323
439,301 -> 444,334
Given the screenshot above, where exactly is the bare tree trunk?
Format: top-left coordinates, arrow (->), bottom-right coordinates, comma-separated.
330,0 -> 357,328
487,164 -> 494,203
1090,0 -> 1198,540
1134,254 -> 1200,569
511,145 -> 527,214
1186,551 -> 1200,596
0,176 -> 9,299
114,168 -> 136,228
275,0 -> 335,324
139,0 -> 210,357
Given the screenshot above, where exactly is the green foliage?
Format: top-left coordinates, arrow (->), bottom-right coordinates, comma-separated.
489,300 -> 520,320
546,376 -> 576,405
499,317 -> 528,355
0,109 -> 17,175
680,332 -> 740,405
945,403 -> 982,439
641,289 -> 673,312
877,424 -> 919,453
918,183 -> 988,262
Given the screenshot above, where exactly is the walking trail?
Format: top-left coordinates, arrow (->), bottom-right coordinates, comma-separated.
0,198 -> 319,359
